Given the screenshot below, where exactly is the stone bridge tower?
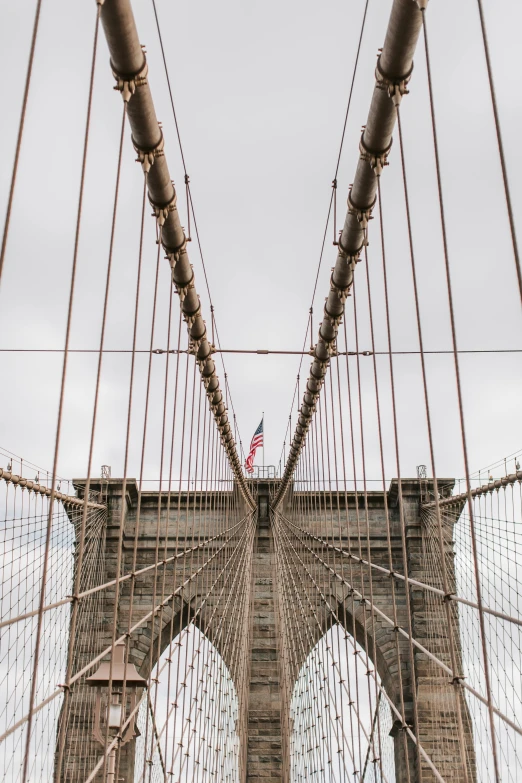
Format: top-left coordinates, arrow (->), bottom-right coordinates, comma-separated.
58,478 -> 475,782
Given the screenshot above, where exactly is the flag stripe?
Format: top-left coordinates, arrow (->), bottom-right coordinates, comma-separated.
245,418 -> 263,474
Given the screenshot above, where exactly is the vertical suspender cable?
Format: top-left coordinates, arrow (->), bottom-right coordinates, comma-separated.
99,0 -> 253,509
275,0 -> 423,507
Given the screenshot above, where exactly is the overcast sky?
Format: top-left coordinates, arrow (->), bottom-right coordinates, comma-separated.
0,0 -> 520,485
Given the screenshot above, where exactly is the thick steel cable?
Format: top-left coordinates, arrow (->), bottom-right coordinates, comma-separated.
0,0 -> 43,283
278,0 -> 371,469
99,0 -> 252,507
152,0 -> 243,445
275,0 -> 424,506
0,469 -> 105,510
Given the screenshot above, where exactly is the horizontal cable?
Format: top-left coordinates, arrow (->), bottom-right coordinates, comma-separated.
1,347 -> 520,355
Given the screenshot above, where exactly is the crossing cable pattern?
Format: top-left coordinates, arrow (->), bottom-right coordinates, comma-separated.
272,0 -> 522,779
272,327 -> 522,779
0,473 -> 107,782
274,0 -> 423,508
100,0 -> 253,510
0,368 -> 255,782
0,0 -> 521,781
0,1 -> 255,779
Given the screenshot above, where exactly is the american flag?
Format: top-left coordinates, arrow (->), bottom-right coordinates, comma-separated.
245,418 -> 263,474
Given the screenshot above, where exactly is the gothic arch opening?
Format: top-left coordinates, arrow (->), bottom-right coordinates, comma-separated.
133,625 -> 240,782
290,624 -> 395,782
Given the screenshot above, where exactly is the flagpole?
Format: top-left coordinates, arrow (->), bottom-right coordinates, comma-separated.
262,411 -> 265,473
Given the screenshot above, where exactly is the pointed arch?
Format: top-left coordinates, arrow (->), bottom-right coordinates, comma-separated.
134,626 -> 241,782
290,624 -> 396,782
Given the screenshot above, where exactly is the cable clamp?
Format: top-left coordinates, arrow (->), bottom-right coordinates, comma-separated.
165,241 -> 188,274
176,278 -> 194,304
111,57 -> 148,103
151,190 -> 177,229
331,277 -> 353,305
338,238 -> 361,270
348,191 -> 375,232
188,337 -> 203,355
132,131 -> 164,173
375,55 -> 413,107
326,340 -> 338,358
359,132 -> 393,175
317,359 -> 330,374
184,300 -> 202,328
324,302 -> 344,329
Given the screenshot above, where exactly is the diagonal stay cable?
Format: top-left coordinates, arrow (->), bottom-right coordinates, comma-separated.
475,0 -> 522,305
99,0 -> 253,505
151,0 -> 247,456
275,0 -> 425,506
0,0 -> 43,283
278,0 -> 369,465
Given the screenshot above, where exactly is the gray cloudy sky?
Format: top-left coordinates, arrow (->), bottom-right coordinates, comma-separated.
0,0 -> 520,484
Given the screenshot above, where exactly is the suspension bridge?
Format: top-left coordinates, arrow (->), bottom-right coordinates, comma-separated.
0,0 -> 521,781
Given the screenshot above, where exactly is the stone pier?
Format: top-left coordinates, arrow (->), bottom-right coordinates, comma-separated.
59,477 -> 476,782
246,484 -> 283,781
